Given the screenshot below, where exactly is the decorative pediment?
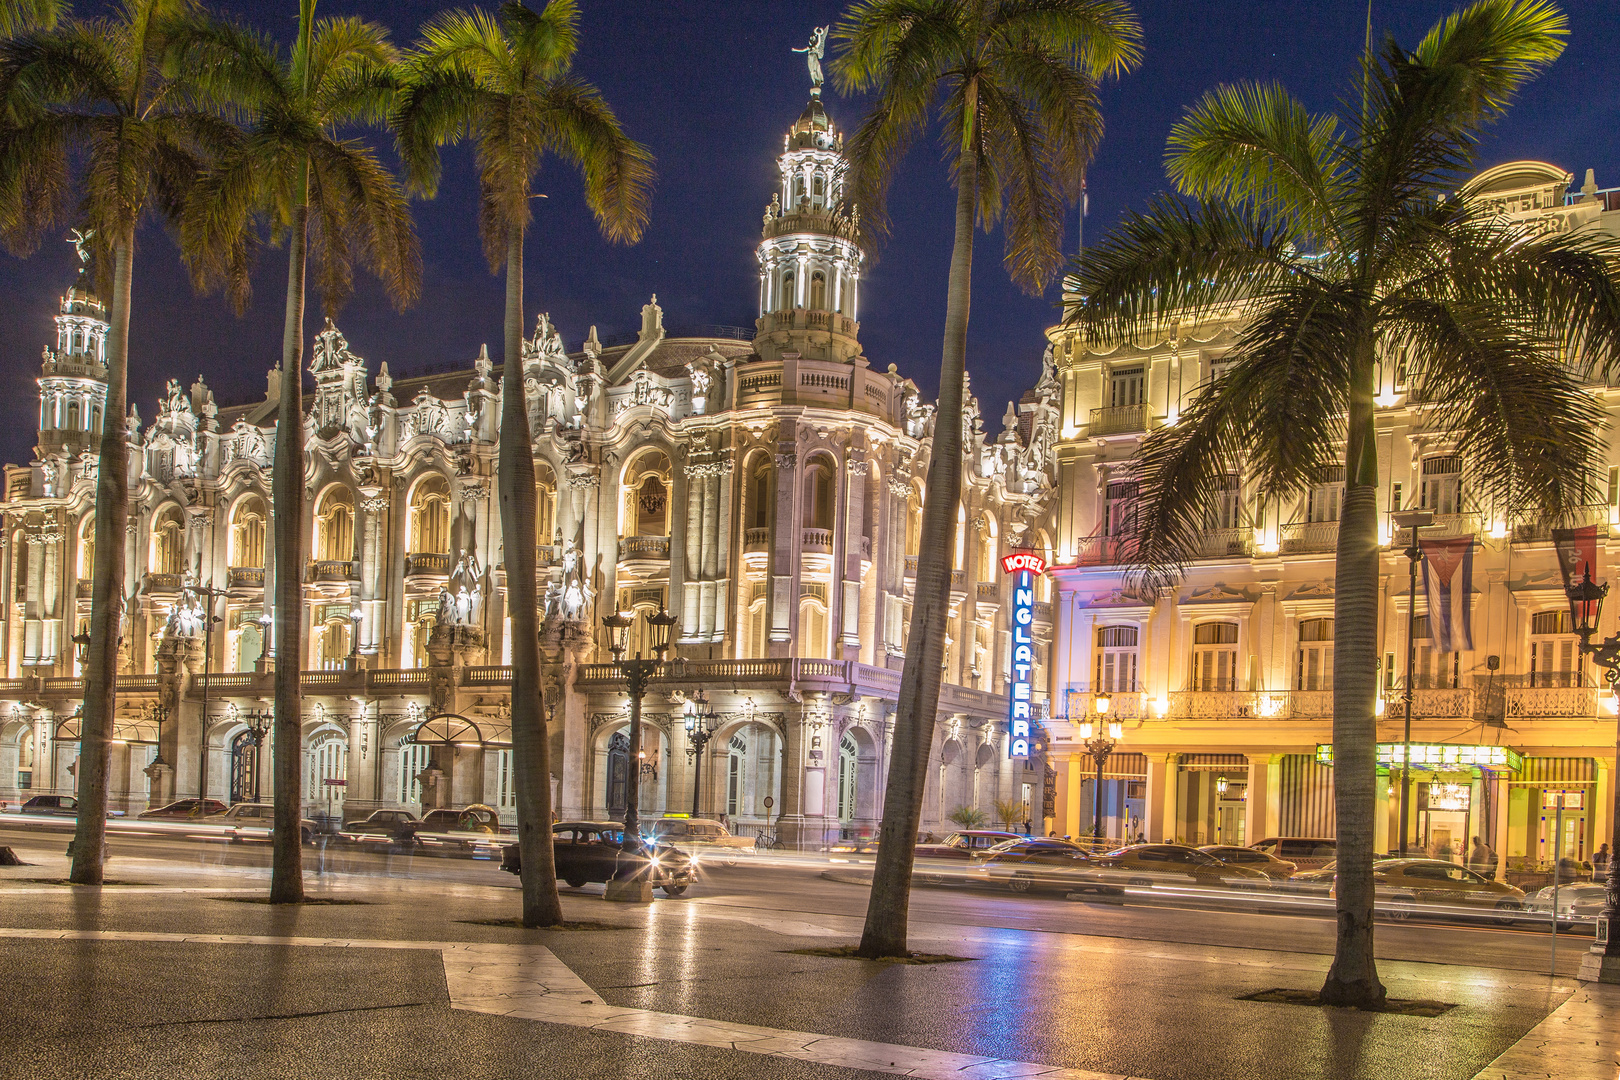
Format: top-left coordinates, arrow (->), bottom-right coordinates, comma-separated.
1185,582 -> 1255,604
1285,581 -> 1335,602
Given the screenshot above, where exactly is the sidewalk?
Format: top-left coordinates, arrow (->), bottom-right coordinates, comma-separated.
1,840 -> 1614,1080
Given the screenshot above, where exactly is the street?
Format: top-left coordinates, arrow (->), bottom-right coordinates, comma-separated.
0,816 -> 1592,977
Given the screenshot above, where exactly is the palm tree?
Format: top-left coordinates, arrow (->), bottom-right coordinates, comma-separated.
993,796 -> 1025,831
395,0 -> 652,928
178,0 -> 419,905
0,0 -> 59,37
0,0 -> 238,886
1066,0 -> 1620,1008
828,0 -> 1141,959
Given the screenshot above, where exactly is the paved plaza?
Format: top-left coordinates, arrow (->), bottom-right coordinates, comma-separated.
1,837 -> 1615,1080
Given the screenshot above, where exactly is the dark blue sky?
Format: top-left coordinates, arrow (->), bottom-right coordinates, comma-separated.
4,0 -> 1619,467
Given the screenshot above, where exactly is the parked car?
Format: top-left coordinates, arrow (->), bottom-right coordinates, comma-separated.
500,821 -> 696,896
137,798 -> 229,820
1251,837 -> 1337,867
19,794 -> 78,817
914,830 -> 1023,860
1089,844 -> 1271,889
1199,844 -> 1298,880
1287,858 -> 1525,921
209,802 -> 317,844
976,837 -> 1117,895
646,816 -> 756,863
410,804 -> 505,856
340,809 -> 422,850
1524,882 -> 1607,931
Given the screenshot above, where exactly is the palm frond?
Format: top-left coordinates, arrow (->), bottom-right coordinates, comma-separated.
1166,81 -> 1344,247
1065,195 -> 1309,347
502,0 -> 576,83
0,0 -> 61,38
989,0 -> 1144,78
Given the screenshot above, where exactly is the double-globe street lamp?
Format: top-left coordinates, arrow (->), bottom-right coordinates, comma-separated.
1563,566 -> 1620,983
601,607 -> 678,849
1079,691 -> 1123,846
683,689 -> 719,818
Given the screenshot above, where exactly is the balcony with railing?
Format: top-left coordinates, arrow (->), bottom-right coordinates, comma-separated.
536,544 -> 560,568
405,552 -> 450,577
227,566 -> 264,589
1511,505 -> 1612,545
904,555 -> 918,577
1089,403 -> 1150,436
1505,685 -> 1603,719
1420,513 -> 1481,541
618,535 -> 671,561
976,582 -> 998,603
801,528 -> 834,554
1033,601 -> 1053,624
1197,529 -> 1252,559
145,572 -> 183,593
76,580 -> 93,598
744,527 -> 771,552
1280,521 -> 1339,554
1073,535 -> 1131,567
309,559 -> 358,583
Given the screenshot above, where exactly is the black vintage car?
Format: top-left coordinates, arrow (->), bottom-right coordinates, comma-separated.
500,820 -> 696,896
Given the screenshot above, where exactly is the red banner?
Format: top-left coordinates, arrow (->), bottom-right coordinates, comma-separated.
1552,525 -> 1600,596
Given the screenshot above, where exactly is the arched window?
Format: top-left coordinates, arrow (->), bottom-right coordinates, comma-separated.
234,619 -> 263,673
976,513 -> 997,581
77,516 -> 95,579
606,730 -> 630,814
798,597 -> 828,659
535,462 -> 558,548
1296,618 -> 1334,691
635,475 -> 668,536
1191,622 -> 1238,692
230,496 -> 266,569
315,487 -> 354,562
1095,625 -> 1139,693
409,475 -> 451,555
151,508 -> 185,576
750,463 -> 772,530
810,271 -> 827,310
230,730 -> 259,803
954,504 -> 968,570
315,615 -> 353,670
906,489 -> 922,557
66,401 -> 80,430
803,458 -> 835,531
781,270 -> 796,309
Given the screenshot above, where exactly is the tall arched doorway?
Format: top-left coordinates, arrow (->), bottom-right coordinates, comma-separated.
837,733 -> 858,823
606,731 -> 630,815
229,730 -> 259,803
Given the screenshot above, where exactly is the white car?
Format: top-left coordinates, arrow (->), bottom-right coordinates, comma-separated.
647,816 -> 757,864
209,802 -> 317,844
1524,883 -> 1607,931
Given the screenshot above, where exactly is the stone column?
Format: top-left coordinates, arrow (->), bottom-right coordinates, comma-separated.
1144,752 -> 1180,843
1245,753 -> 1280,845
1593,756 -> 1614,856
840,455 -> 866,657
360,489 -> 387,661
681,461 -> 703,637
699,470 -> 720,640
1062,754 -> 1083,838
769,448 -> 797,650
1493,773 -> 1512,883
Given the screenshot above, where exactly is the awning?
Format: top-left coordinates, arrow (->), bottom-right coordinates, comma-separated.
1315,742 -> 1522,774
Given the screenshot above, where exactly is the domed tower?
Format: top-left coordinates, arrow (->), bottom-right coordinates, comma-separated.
36,281 -> 109,459
753,86 -> 867,364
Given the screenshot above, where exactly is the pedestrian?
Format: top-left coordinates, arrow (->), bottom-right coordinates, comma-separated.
1593,844 -> 1610,878
1468,835 -> 1493,873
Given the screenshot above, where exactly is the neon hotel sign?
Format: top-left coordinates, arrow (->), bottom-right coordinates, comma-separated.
1001,551 -> 1046,758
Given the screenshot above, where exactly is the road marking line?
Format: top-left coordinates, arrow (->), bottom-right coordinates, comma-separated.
0,927 -> 1143,1080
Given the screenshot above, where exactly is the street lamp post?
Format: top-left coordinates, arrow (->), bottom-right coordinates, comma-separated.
1564,565 -> 1620,983
191,584 -> 227,802
1079,692 -> 1122,846
601,607 -> 678,849
683,689 -> 719,817
1390,508 -> 1433,858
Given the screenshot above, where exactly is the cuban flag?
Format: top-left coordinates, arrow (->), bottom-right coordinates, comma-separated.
1421,538 -> 1474,652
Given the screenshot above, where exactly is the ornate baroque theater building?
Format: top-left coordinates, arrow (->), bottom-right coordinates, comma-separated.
0,90 -> 1059,848
1042,161 -> 1620,873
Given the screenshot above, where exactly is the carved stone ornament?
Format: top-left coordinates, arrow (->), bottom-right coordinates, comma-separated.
845,457 -> 869,477
360,496 -> 389,514
774,452 -> 797,472
458,480 -> 490,501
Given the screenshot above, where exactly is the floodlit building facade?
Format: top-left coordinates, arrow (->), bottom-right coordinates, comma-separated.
0,89 -> 1061,848
1043,161 -> 1620,873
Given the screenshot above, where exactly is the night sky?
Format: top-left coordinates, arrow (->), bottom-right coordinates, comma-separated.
3,0 -> 1619,468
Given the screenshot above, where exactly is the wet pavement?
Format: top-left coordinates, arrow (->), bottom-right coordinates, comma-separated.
0,833 -> 1612,1080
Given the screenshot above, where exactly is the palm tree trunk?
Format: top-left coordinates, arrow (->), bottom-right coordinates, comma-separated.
1320,352 -> 1386,1008
68,229 -> 133,885
857,144 -> 977,958
502,220 -> 562,926
269,199 -> 308,904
